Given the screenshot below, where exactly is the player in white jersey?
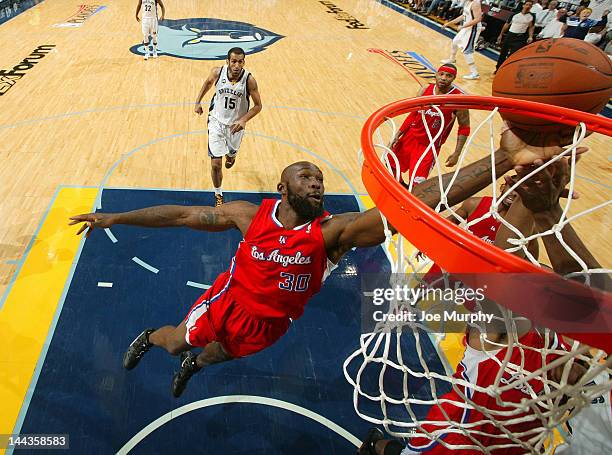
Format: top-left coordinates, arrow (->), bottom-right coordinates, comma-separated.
556,371 -> 612,454
194,47 -> 263,206
136,0 -> 165,60
441,0 -> 483,80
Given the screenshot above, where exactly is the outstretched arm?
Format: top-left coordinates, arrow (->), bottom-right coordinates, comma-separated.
325,127 -> 586,262
69,201 -> 258,237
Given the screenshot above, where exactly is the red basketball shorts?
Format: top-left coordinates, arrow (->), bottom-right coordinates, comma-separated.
184,271 -> 290,358
391,135 -> 435,185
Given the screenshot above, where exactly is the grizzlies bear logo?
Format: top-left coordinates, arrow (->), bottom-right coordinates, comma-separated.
130,18 -> 283,60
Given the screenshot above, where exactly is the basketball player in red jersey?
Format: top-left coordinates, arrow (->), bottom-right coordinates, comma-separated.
423,183 -> 537,281
69,128 -> 584,398
389,64 -> 470,187
359,160 -> 597,455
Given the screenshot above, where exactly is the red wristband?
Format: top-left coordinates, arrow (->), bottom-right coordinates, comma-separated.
458,126 -> 471,136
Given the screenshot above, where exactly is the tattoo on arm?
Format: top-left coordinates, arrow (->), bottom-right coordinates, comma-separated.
199,209 -> 217,226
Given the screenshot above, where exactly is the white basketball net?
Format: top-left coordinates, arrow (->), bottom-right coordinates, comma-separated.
344,104 -> 612,453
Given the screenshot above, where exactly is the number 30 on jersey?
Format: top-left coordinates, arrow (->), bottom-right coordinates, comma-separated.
279,272 -> 311,292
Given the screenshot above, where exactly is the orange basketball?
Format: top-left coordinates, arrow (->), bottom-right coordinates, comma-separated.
492,38 -> 612,132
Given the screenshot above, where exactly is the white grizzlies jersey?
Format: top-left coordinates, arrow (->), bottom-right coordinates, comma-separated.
141,0 -> 158,21
209,65 -> 251,126
556,372 -> 612,454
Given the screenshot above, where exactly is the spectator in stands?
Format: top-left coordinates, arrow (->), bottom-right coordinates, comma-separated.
562,7 -> 609,40
531,0 -> 544,15
586,0 -> 612,21
584,24 -> 607,43
534,0 -> 558,35
537,7 -> 567,38
426,0 -> 445,15
438,0 -> 465,20
495,2 -> 535,73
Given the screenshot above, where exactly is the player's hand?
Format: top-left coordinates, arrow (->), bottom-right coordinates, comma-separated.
445,153 -> 460,167
416,251 -> 428,261
136,16 -> 140,22
496,36 -> 502,45
527,36 -> 533,44
195,104 -> 203,115
160,15 -> 165,21
442,22 -> 449,29
503,159 -> 571,213
69,213 -> 115,237
456,25 -> 463,31
230,119 -> 246,134
499,126 -> 588,166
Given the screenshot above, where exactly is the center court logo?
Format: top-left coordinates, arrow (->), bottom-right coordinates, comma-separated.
0,45 -> 55,96
129,18 -> 283,60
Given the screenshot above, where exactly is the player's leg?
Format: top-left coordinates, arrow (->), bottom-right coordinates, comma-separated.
151,21 -> 159,58
207,118 -> 228,206
462,26 -> 481,79
389,134 -> 415,185
210,158 -> 224,205
142,21 -> 151,60
225,128 -> 244,169
408,142 -> 436,185
358,428 -> 405,455
123,322 -> 190,370
441,35 -> 460,64
495,34 -> 514,72
171,341 -> 233,397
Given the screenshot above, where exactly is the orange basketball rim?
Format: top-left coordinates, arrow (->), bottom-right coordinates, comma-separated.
361,95 -> 612,352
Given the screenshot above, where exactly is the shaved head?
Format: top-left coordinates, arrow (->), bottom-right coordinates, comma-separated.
278,161 -> 325,220
281,161 -> 322,182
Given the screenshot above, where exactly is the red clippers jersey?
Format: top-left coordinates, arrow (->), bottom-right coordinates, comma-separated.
426,197 -> 501,278
399,83 -> 461,145
466,196 -> 500,244
228,199 -> 331,320
405,331 -> 569,454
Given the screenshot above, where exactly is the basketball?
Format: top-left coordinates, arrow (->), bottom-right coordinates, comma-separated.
492,38 -> 612,132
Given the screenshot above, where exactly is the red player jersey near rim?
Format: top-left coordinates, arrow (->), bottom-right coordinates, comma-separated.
397,83 -> 461,147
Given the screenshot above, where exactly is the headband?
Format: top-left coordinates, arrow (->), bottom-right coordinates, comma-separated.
438,65 -> 457,76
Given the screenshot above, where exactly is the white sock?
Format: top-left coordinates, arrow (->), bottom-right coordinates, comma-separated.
144,44 -> 150,55
153,43 -> 157,54
214,187 -> 222,196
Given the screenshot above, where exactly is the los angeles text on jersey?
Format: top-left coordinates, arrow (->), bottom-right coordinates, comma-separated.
251,246 -> 312,267
0,45 -> 55,96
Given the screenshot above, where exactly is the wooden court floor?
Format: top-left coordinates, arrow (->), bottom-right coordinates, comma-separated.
1,0 -> 610,293
0,1 -> 610,448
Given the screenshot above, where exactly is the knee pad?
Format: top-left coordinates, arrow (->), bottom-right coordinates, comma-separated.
384,440 -> 405,455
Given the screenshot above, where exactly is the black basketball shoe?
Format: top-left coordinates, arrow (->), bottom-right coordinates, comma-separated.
123,328 -> 156,370
171,351 -> 201,398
